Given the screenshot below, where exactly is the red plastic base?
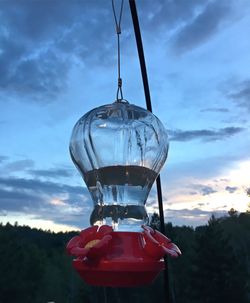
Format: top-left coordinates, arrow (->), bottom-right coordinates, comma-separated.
73,231 -> 164,287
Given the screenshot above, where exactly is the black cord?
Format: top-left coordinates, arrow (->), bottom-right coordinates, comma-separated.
111,0 -> 124,101
103,287 -> 108,303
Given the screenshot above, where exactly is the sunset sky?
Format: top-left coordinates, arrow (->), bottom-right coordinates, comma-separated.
0,0 -> 250,231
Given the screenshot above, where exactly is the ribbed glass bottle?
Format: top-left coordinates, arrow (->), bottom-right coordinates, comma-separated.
70,100 -> 169,231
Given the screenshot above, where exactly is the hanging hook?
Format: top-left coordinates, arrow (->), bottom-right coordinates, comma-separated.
116,78 -> 123,101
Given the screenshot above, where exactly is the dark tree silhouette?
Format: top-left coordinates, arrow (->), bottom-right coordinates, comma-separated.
190,215 -> 248,303
0,211 -> 249,303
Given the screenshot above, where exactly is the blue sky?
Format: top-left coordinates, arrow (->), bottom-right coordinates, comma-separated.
0,0 -> 250,231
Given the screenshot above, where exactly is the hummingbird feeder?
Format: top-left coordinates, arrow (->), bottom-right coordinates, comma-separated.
66,0 -> 181,287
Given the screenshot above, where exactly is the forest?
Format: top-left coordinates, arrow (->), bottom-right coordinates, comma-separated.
0,209 -> 249,303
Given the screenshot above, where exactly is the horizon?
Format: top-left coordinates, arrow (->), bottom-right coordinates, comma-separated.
0,206 -> 246,233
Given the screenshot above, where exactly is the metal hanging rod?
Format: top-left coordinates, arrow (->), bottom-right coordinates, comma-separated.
128,1 -> 171,302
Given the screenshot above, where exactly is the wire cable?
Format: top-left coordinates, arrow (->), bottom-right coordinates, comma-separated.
111,0 -> 124,101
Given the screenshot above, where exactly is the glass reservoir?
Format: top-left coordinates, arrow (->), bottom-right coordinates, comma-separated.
69,100 -> 169,231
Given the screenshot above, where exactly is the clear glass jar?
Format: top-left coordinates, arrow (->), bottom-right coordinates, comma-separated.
70,100 -> 169,231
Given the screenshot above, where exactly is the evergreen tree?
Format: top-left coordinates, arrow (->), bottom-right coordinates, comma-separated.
168,225 -> 195,303
150,212 -> 161,230
0,216 -> 249,303
190,215 -> 248,303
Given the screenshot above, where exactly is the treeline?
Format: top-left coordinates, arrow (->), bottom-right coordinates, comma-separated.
0,210 -> 249,303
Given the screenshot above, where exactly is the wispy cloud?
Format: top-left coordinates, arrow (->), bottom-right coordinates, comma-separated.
4,159 -> 34,172
0,176 -> 84,196
200,108 -> 229,113
200,185 -> 217,196
0,175 -> 91,227
228,79 -> 250,112
172,0 -> 232,53
164,207 -> 228,227
143,0 -> 209,30
185,183 -> 218,196
168,127 -> 244,142
0,0 -> 240,100
1,157 -> 75,179
0,0 -> 112,99
0,156 -> 8,163
28,168 -> 75,179
225,186 -> 238,193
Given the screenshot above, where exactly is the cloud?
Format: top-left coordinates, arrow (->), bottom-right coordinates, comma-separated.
0,156 -> 8,163
0,0 -> 235,100
200,108 -> 229,113
164,207 -> 228,227
200,185 -> 217,196
143,0 -> 209,31
0,188 -> 45,212
168,126 -> 244,142
0,176 -> 83,195
228,80 -> 250,112
172,0 -> 232,53
0,0 -> 113,99
0,175 -> 92,227
1,158 -> 75,179
197,203 -> 205,207
0,32 -> 69,98
187,183 -> 217,196
28,168 -> 75,179
169,208 -> 209,216
1,0 -> 79,41
0,0 -> 241,100
13,51 -> 69,97
225,186 -> 238,193
4,159 -> 34,172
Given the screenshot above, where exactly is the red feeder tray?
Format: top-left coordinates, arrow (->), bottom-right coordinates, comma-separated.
67,225 -> 181,287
